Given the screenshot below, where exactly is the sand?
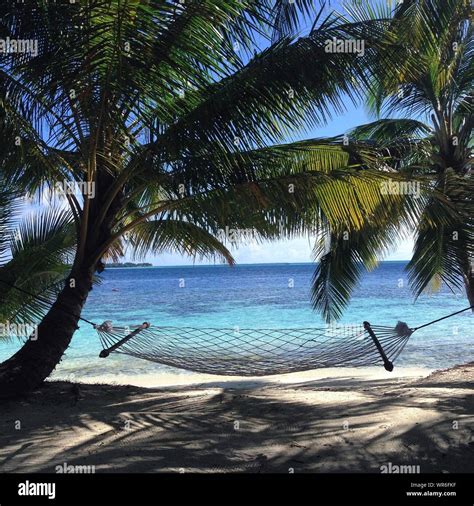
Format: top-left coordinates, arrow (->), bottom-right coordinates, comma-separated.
0,363 -> 472,473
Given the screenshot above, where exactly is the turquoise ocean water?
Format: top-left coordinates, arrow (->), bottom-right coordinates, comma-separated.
0,262 -> 472,380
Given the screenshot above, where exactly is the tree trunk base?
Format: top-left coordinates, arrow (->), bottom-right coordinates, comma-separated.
0,269 -> 93,400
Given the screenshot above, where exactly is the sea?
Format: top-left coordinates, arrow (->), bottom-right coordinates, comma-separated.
0,262 -> 472,382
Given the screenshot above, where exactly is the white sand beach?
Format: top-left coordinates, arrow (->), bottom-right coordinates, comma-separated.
1,363 -> 472,473
60,364 -> 433,389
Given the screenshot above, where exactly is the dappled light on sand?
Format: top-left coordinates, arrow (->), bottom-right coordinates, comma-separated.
1,364 -> 472,473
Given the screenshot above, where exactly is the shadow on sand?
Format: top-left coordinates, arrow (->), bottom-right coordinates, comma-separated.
0,371 -> 472,473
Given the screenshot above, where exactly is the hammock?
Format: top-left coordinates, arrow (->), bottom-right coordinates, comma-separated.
94,306 -> 472,376
95,320 -> 411,376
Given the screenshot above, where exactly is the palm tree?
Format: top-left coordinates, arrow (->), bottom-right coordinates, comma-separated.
311,0 -> 473,321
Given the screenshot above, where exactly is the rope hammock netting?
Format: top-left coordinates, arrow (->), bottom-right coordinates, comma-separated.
0,279 -> 472,377
94,306 -> 472,376
96,321 -> 411,375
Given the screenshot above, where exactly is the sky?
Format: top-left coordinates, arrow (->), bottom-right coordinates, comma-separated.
149,235 -> 415,267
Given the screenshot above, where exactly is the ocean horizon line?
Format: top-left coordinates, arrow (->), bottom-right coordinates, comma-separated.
112,259 -> 411,269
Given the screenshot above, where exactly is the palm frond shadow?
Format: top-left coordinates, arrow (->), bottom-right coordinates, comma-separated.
0,377 -> 472,473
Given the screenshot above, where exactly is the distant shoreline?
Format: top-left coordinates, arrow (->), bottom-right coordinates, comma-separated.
105,262 -> 153,268
104,260 -> 411,269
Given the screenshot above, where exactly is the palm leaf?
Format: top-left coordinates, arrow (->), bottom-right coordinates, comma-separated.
128,220 -> 235,265
0,207 -> 76,329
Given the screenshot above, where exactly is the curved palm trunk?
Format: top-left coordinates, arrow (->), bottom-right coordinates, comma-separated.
0,266 -> 94,399
0,165 -> 121,399
464,271 -> 474,311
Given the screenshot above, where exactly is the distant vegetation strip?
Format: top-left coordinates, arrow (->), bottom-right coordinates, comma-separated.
105,263 -> 153,268
65,262 -> 153,268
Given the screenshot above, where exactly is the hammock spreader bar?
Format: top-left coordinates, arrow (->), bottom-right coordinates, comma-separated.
98,322 -> 150,358
363,321 -> 393,372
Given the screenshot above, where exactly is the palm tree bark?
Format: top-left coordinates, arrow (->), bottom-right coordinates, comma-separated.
0,266 -> 94,399
464,271 -> 474,311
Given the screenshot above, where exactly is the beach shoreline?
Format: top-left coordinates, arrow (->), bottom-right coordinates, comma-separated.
51,364 -> 434,389
1,362 -> 472,473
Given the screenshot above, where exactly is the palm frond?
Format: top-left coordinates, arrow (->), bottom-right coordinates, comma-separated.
128,220 -> 235,265
349,118 -> 433,143
310,169 -> 458,321
0,207 -> 76,329
406,170 -> 474,298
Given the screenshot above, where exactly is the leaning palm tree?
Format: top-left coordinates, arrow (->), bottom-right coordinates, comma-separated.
0,0 -> 415,397
312,0 -> 473,321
